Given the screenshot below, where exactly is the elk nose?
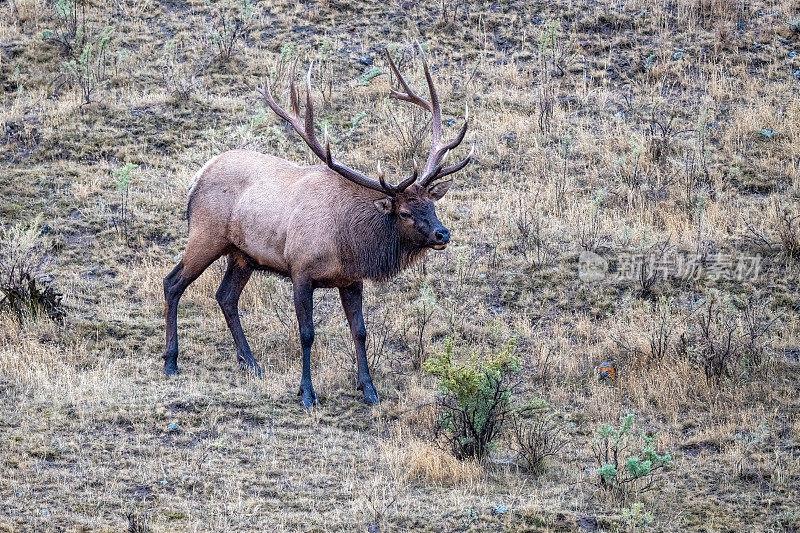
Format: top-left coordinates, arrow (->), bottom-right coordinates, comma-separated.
434,228 -> 450,244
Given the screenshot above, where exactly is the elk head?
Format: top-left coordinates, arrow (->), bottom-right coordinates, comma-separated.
259,48 -> 472,251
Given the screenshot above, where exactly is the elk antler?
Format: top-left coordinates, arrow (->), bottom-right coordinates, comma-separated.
259,62 -> 416,197
385,47 -> 472,187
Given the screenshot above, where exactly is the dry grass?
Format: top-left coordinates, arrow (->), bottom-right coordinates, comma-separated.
1,0 -> 800,530
382,427 -> 485,487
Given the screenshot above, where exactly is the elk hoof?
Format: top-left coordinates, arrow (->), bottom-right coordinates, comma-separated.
297,383 -> 318,409
164,357 -> 179,376
239,357 -> 263,378
358,379 -> 380,405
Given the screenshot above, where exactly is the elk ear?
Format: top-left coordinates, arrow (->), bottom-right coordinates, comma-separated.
427,179 -> 453,201
373,197 -> 393,214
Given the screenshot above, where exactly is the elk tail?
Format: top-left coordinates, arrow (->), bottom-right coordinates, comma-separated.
186,155 -> 221,227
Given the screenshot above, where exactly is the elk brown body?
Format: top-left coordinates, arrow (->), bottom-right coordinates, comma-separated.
162,51 -> 472,407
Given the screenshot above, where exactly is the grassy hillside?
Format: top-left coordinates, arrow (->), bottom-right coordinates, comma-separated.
1,0 -> 799,530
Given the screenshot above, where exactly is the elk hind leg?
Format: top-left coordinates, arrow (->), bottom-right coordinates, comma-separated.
163,238 -> 226,375
216,252 -> 261,377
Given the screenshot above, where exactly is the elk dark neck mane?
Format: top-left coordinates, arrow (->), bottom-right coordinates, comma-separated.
337,198 -> 427,282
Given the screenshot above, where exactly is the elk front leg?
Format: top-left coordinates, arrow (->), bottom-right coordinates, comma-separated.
292,277 -> 317,408
339,282 -> 379,405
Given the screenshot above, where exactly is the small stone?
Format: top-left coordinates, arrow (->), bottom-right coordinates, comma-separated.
359,55 -> 373,66
577,515 -> 598,532
558,95 -> 580,108
500,132 -> 517,145
167,422 -> 180,432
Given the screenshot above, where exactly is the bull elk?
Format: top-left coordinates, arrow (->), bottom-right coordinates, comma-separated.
162,50 -> 472,407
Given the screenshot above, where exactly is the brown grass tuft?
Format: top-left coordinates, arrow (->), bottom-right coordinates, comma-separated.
382,427 -> 484,487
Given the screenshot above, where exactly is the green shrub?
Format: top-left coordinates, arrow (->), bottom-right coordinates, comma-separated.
160,39 -> 204,101
42,0 -> 87,58
111,163 -> 137,243
62,25 -> 114,104
424,338 -> 520,460
42,0 -> 114,103
621,502 -> 654,531
207,0 -> 256,62
591,414 -> 671,492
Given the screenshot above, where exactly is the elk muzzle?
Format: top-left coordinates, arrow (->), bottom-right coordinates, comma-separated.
431,225 -> 450,250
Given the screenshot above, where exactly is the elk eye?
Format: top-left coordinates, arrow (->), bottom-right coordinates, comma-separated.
399,211 -> 412,219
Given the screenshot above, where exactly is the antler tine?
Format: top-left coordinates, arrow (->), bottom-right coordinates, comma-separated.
261,77 -> 291,125
378,175 -> 391,192
420,49 -> 442,174
422,145 -> 474,186
323,125 -> 333,166
379,162 -> 408,194
386,159 -> 417,194
423,105 -> 469,181
420,103 -> 469,184
394,174 -> 416,192
290,58 -> 300,116
303,62 -> 319,149
385,47 -> 471,185
260,61 -> 404,196
448,103 -> 469,148
385,49 -> 432,111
